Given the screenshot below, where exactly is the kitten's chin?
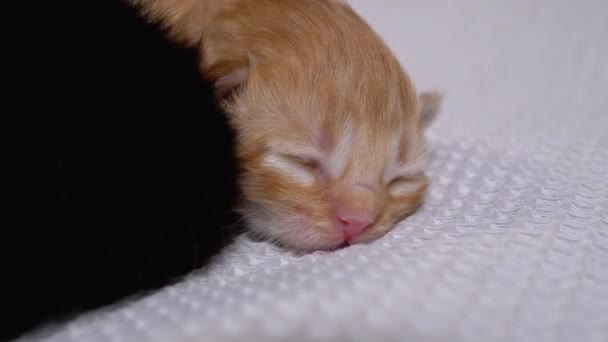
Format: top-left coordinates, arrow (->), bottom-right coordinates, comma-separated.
264,228 -> 362,253
249,230 -> 347,252
295,240 -> 349,253
242,208 -> 341,252
273,232 -> 348,253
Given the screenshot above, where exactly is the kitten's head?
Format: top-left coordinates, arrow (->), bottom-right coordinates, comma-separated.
220,63 -> 439,251
203,0 -> 440,251
132,0 -> 439,250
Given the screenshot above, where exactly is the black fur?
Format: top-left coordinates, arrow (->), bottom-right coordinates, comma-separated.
4,1 -> 238,339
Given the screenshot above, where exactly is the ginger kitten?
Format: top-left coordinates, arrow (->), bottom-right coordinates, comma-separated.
132,0 -> 441,251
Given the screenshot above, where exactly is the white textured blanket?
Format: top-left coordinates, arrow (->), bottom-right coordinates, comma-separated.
21,0 -> 607,341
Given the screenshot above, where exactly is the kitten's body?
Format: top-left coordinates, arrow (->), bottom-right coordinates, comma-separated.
5,0 -> 237,339
134,0 -> 440,251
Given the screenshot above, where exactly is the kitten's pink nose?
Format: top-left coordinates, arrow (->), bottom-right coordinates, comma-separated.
336,213 -> 374,241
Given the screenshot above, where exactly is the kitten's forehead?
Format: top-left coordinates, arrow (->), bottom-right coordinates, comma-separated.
324,121 -> 406,179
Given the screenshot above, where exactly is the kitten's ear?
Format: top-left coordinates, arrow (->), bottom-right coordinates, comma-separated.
418,91 -> 443,129
212,54 -> 256,98
215,67 -> 250,97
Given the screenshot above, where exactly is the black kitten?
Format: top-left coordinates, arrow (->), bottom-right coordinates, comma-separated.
4,0 -> 238,339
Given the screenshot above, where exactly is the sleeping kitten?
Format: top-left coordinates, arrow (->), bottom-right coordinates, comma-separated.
132,0 -> 441,251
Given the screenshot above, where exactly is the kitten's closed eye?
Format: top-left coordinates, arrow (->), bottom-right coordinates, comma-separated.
263,152 -> 322,185
387,174 -> 426,197
282,154 -> 320,170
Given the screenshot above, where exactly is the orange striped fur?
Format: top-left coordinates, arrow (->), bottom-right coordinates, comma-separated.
130,0 -> 440,251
